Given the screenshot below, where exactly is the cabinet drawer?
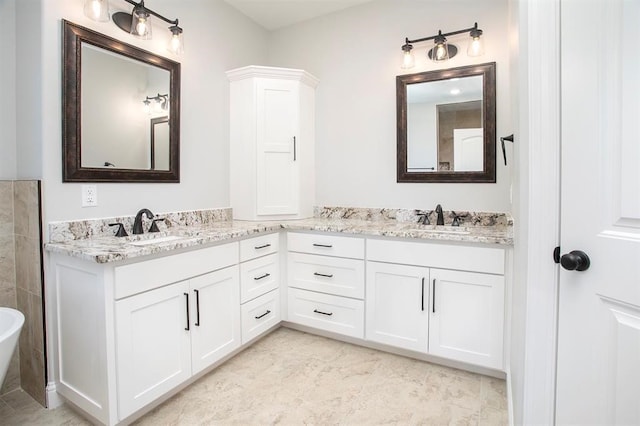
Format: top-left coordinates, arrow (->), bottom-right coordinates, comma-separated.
288,253 -> 364,299
241,288 -> 281,344
287,232 -> 364,259
240,233 -> 279,262
240,253 -> 279,303
287,288 -> 364,338
115,243 -> 239,299
367,239 -> 505,275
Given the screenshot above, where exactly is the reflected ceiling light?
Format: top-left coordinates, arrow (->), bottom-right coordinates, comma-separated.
401,23 -> 484,69
450,88 -> 461,95
84,0 -> 184,55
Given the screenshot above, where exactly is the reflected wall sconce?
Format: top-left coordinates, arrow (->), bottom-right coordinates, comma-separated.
83,0 -> 184,55
143,93 -> 169,114
401,23 -> 484,69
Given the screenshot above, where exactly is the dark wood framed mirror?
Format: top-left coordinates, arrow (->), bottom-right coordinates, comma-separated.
62,20 -> 181,182
397,62 -> 496,183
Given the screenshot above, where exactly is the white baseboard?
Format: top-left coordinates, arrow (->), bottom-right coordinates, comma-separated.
45,382 -> 64,409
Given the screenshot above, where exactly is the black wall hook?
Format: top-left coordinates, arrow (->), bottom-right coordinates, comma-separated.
500,134 -> 514,166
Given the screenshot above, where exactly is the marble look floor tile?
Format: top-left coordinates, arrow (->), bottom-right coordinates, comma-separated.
4,328 -> 508,425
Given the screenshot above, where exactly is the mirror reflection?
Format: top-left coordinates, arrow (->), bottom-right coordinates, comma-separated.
62,20 -> 180,183
81,44 -> 170,170
396,62 -> 496,183
407,76 -> 483,172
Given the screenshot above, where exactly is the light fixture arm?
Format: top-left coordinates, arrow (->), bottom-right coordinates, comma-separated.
405,23 -> 480,45
121,0 -> 179,26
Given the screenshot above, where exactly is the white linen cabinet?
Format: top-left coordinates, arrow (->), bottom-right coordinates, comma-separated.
227,66 -> 319,220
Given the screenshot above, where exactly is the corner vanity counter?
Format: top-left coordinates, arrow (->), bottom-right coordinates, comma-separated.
46,207 -> 512,426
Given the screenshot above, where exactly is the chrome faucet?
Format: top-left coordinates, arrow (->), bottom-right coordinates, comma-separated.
435,204 -> 445,226
133,208 -> 154,235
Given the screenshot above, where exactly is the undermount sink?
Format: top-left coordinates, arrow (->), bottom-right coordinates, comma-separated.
129,235 -> 184,246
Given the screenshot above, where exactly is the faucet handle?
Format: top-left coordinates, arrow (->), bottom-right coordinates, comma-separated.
451,211 -> 467,227
109,223 -> 128,237
416,211 -> 431,225
148,218 -> 166,233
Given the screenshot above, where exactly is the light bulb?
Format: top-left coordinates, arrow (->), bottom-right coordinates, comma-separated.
467,36 -> 485,57
167,25 -> 184,55
435,44 -> 447,60
401,51 -> 415,69
400,43 -> 414,69
136,19 -> 148,36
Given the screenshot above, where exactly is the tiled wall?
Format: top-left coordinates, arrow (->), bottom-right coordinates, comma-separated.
0,181 -> 46,406
0,181 -> 18,395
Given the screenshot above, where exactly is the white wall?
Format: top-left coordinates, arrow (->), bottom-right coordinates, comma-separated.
267,0 -> 512,212
39,0 -> 269,224
0,0 -> 17,179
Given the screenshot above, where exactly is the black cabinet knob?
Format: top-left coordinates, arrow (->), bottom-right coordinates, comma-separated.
560,250 -> 590,271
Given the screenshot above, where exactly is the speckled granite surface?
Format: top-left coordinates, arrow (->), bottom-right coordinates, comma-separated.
45,207 -> 513,264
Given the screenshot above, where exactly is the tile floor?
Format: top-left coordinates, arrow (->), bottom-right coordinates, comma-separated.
0,327 -> 508,425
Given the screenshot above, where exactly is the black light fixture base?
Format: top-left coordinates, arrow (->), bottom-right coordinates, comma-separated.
427,44 -> 458,60
112,11 -> 133,33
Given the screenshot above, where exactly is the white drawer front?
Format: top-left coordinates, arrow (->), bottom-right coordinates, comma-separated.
287,232 -> 364,259
240,253 -> 279,303
367,239 -> 505,275
241,288 -> 281,344
115,243 -> 238,300
287,288 -> 364,338
240,233 -> 279,262
288,253 -> 364,299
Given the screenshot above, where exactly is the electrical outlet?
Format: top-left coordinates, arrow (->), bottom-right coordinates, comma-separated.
82,185 -> 98,207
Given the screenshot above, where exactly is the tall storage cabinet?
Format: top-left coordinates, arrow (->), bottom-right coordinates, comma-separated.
227,66 -> 319,220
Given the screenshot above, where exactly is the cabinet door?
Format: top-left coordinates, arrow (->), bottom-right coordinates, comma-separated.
365,262 -> 429,352
256,78 -> 299,215
115,281 -> 191,419
189,266 -> 241,374
429,269 -> 504,369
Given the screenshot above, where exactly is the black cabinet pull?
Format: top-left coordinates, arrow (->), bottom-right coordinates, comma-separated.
194,289 -> 200,326
184,292 -> 190,331
313,309 -> 333,316
313,272 -> 334,278
421,277 -> 425,311
293,136 -> 297,161
312,243 -> 333,248
254,273 -> 271,281
254,243 -> 271,250
432,279 -> 436,313
255,310 -> 271,320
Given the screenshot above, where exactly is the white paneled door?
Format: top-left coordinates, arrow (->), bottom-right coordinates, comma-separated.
557,0 -> 640,424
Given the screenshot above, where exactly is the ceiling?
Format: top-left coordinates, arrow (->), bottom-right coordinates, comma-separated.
223,0 -> 377,31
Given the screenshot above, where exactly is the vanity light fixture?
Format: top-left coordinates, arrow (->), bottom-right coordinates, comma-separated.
83,0 -> 184,55
401,23 -> 484,69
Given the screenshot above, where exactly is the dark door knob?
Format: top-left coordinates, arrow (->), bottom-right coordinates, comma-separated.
560,250 -> 590,271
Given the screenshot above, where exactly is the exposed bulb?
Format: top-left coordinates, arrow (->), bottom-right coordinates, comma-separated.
467,36 -> 485,57
136,19 -> 148,36
435,44 -> 447,61
167,26 -> 184,55
401,51 -> 415,69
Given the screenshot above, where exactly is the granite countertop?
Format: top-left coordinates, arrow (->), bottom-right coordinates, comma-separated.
45,217 -> 513,264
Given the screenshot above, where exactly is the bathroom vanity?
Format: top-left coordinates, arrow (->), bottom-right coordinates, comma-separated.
46,210 -> 512,425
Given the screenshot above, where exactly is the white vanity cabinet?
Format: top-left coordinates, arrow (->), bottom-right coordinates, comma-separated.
366,239 -> 506,370
366,262 -> 430,352
115,265 -> 241,419
227,66 -> 319,220
50,242 -> 241,425
239,233 -> 281,344
286,232 -> 365,338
